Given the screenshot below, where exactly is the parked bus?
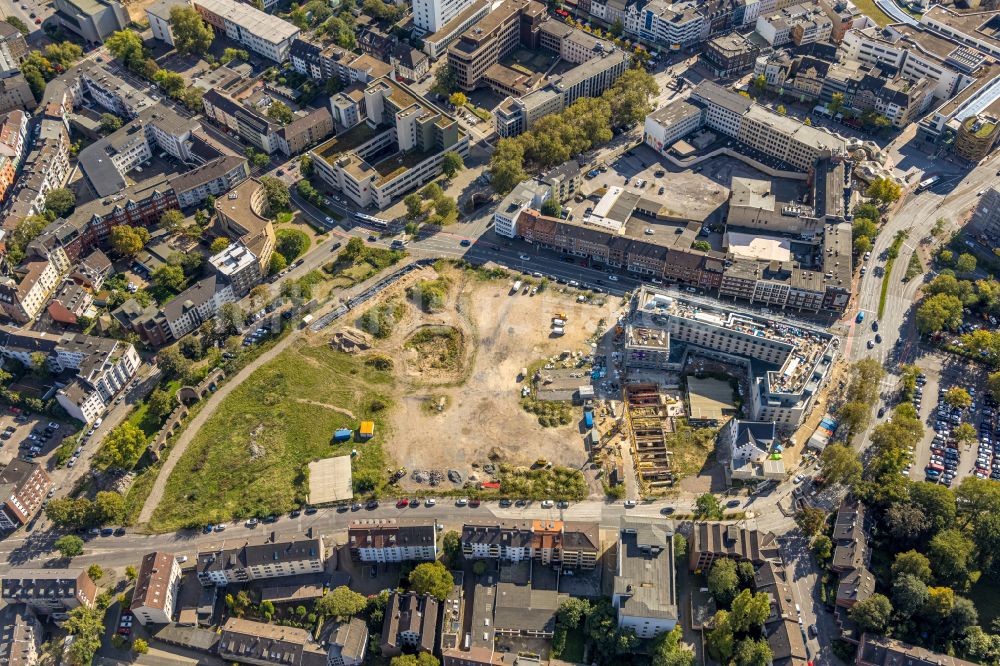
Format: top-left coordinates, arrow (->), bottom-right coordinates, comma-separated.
917,175 -> 940,192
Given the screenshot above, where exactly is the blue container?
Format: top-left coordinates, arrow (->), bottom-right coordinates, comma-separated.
333,428 -> 352,442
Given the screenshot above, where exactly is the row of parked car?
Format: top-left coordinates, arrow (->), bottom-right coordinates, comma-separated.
974,392 -> 1000,482
927,382 -> 975,486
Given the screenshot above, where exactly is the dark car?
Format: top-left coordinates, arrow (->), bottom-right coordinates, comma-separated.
366,500 -> 379,510
290,509 -> 301,518
336,505 -> 349,512
459,239 -> 471,247
114,527 -> 126,536
726,499 -> 741,508
808,624 -> 818,638
351,503 -> 362,511
262,514 -> 277,523
304,506 -> 318,515
499,499 -> 512,507
100,527 -> 114,536
877,406 -> 886,418
514,499 -> 527,507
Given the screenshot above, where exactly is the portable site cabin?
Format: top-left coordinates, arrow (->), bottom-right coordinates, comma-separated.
359,421 -> 375,439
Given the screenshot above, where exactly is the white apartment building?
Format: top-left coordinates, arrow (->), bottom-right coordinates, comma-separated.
493,180 -> 549,237
0,259 -> 61,323
193,0 -> 300,62
0,329 -> 146,424
196,537 -> 326,587
130,552 -> 182,625
412,0 -> 479,33
348,519 -> 439,563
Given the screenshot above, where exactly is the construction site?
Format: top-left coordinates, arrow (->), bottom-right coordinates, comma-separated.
623,384 -> 675,489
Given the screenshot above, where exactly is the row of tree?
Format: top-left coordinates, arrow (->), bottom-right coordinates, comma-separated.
488,68 -> 659,194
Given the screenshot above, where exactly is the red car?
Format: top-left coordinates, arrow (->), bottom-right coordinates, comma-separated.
469,499 -> 481,508
396,498 -> 409,508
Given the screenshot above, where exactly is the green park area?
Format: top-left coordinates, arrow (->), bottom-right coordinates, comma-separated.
149,341 -> 393,531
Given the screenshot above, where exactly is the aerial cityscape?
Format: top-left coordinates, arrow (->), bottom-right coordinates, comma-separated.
2,0 -> 1000,663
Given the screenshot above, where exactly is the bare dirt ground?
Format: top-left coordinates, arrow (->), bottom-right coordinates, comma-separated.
324,264 -> 617,489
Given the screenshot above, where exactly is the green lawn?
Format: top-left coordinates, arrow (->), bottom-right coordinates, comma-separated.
969,576 -> 1000,629
148,343 -> 394,531
561,628 -> 586,663
850,0 -> 893,26
127,380 -> 181,438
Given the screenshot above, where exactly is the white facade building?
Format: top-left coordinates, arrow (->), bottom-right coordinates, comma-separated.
412,0 -> 479,33
131,552 -> 182,625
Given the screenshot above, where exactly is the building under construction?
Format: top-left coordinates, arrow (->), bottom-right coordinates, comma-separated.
624,383 -> 674,487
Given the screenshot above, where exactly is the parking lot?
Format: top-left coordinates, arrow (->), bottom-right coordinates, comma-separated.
904,353 -> 990,487
0,411 -> 74,488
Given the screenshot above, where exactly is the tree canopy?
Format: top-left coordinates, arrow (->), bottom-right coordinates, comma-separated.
170,5 -> 213,55
409,561 -> 453,601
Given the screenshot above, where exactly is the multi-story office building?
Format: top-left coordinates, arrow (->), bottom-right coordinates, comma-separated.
193,0 -> 300,62
704,32 -> 761,76
494,49 -> 628,137
969,186 -> 1000,249
687,81 -> 849,170
52,0 -> 128,44
202,90 -> 281,154
0,460 -> 51,531
214,178 -> 276,278
447,0 -> 546,91
130,551 -> 182,625
627,289 -> 840,426
625,0 -> 706,48
310,77 -> 469,209
348,519 -> 439,562
421,0 -> 491,59
168,155 -> 250,208
1,570 -> 97,619
840,23 -> 980,101
613,519 -> 677,639
196,537 -> 326,587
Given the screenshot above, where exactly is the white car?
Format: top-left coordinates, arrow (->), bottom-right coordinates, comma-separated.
541,500 -> 555,508
176,555 -> 188,563
424,498 -> 436,506
455,498 -> 468,506
794,474 -> 805,483
519,254 -> 531,261
624,500 -> 637,508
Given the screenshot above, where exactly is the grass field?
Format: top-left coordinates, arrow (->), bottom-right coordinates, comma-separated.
148,343 -> 394,531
